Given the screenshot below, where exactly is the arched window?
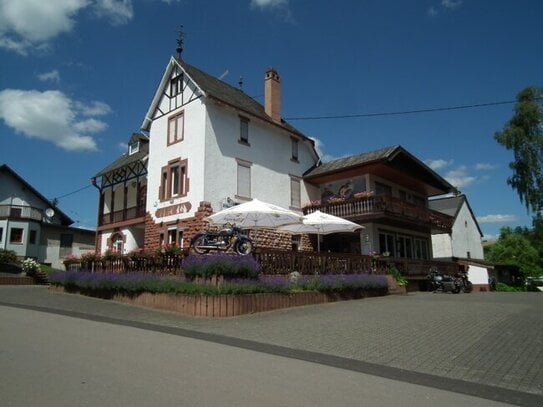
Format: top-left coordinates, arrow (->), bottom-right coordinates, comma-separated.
110,233 -> 124,254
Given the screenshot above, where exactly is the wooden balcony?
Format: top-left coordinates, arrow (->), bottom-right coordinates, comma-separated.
99,205 -> 146,226
303,195 -> 453,233
253,249 -> 459,280
0,204 -> 44,222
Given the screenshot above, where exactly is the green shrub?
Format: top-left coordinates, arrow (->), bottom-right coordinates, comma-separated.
390,266 -> 408,287
183,254 -> 261,279
21,258 -> 41,276
0,249 -> 17,264
495,282 -> 524,292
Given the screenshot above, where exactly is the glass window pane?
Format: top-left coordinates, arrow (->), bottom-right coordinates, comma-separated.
176,114 -> 184,141
171,166 -> 179,195
10,228 -> 23,243
291,139 -> 298,160
240,118 -> 249,143
290,178 -> 300,207
237,164 -> 250,197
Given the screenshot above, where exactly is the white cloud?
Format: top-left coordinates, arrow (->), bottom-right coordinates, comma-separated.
444,165 -> 477,189
37,69 -> 61,83
310,137 -> 345,163
75,100 -> 112,116
477,214 -> 518,224
482,234 -> 497,242
0,89 -> 112,151
426,158 -> 453,171
74,118 -> 107,133
0,0 -> 134,55
475,162 -> 498,171
249,0 -> 293,22
0,0 -> 89,55
427,0 -> 462,17
441,0 -> 463,9
92,0 -> 133,26
427,6 -> 438,17
250,0 -> 288,9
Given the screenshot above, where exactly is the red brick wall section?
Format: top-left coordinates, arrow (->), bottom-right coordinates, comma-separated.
144,201 -> 214,252
247,229 -> 315,251
0,276 -> 35,285
144,213 -> 162,253
95,234 -> 102,254
143,201 -> 318,253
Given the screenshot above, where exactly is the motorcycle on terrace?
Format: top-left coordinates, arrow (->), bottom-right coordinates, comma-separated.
190,224 -> 254,256
427,269 -> 472,293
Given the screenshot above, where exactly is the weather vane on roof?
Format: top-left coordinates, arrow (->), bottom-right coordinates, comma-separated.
176,25 -> 185,59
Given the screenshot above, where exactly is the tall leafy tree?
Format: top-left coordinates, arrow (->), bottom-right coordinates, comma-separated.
485,227 -> 542,277
495,86 -> 543,214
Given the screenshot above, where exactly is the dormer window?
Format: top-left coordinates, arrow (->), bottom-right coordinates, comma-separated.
128,141 -> 140,155
239,117 -> 249,145
291,138 -> 299,162
170,73 -> 183,96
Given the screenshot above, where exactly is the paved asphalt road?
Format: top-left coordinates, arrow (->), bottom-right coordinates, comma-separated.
0,286 -> 542,406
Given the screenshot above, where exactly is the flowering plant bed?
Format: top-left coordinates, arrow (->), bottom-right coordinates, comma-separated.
48,271 -> 388,317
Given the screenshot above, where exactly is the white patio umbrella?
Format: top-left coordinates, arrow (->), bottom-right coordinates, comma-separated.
278,210 -> 364,251
206,198 -> 304,228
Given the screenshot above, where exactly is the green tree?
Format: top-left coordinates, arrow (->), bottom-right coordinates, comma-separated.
495,86 -> 543,214
485,227 -> 542,277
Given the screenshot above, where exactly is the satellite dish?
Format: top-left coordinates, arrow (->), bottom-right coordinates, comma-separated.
45,208 -> 55,218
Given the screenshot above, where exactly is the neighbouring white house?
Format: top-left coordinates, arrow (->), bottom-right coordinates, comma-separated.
0,164 -> 95,270
429,194 -> 491,291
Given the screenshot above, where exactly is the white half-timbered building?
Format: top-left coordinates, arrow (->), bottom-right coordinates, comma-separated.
93,54 -> 319,253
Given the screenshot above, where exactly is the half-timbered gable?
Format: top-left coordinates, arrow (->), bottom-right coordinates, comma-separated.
135,56 -> 319,251
92,133 -> 149,254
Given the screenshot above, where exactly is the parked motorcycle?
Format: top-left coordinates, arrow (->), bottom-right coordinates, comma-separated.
427,269 -> 472,293
190,224 -> 254,256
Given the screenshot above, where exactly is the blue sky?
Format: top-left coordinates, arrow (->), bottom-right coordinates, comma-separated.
1,0 -> 542,239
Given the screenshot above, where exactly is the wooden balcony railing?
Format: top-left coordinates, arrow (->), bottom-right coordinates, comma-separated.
303,195 -> 453,232
99,205 -> 146,226
0,204 -> 44,222
253,249 -> 459,278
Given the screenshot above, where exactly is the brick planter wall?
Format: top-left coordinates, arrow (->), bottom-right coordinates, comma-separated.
0,276 -> 35,285
49,285 -> 387,317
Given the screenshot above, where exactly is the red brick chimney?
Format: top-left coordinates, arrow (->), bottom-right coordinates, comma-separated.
264,68 -> 281,123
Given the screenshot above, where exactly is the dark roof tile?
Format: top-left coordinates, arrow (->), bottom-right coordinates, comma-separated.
179,60 -> 312,142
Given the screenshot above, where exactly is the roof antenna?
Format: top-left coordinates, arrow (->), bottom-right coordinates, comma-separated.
176,25 -> 185,59
238,76 -> 243,90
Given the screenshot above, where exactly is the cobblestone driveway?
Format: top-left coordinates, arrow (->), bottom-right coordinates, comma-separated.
1,287 -> 542,404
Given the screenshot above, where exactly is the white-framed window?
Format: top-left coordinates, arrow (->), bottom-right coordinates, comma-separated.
59,233 -> 73,257
291,138 -> 299,161
170,73 -> 183,96
112,235 -> 124,253
128,141 -> 140,155
378,231 -> 395,256
168,111 -> 184,145
290,177 -> 301,208
167,228 -> 184,248
239,117 -> 249,144
237,160 -> 251,198
160,158 -> 188,201
9,227 -> 23,244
